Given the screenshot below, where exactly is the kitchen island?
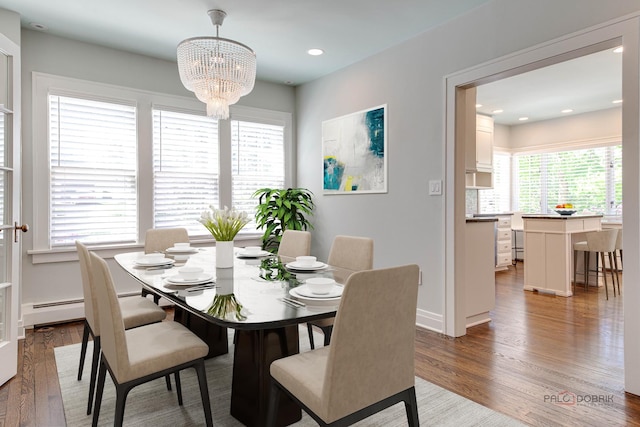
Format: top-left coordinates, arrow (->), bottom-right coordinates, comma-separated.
522,214 -> 603,296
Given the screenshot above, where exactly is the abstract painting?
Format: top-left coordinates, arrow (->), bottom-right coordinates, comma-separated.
322,105 -> 387,194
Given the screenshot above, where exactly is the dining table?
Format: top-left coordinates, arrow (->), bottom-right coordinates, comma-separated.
114,247 -> 351,427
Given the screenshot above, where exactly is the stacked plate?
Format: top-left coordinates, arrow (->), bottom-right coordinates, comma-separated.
236,249 -> 271,258
164,272 -> 214,286
285,261 -> 328,271
165,245 -> 199,254
134,257 -> 175,268
289,284 -> 343,302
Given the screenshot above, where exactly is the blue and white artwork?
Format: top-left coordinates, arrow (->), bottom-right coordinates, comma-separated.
322,105 -> 387,194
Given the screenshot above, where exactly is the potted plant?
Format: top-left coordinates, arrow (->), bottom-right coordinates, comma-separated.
253,188 -> 314,253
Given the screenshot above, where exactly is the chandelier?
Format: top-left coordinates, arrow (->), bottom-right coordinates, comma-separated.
177,9 -> 257,119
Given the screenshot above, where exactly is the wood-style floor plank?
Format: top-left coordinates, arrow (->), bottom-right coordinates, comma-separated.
1,267 -> 640,426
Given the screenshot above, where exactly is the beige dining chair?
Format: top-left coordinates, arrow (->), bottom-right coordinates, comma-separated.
76,241 -> 168,415
267,264 -> 420,427
277,230 -> 311,262
144,227 -> 189,253
142,227 -> 190,302
573,228 -> 618,299
307,235 -> 374,349
89,252 -> 213,427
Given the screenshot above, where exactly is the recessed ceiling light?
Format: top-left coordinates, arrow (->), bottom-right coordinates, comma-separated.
518,117 -> 529,121
561,109 -> 573,113
613,46 -> 623,53
307,48 -> 324,56
613,99 -> 623,104
29,22 -> 48,31
283,80 -> 294,85
492,109 -> 503,114
475,104 -> 482,108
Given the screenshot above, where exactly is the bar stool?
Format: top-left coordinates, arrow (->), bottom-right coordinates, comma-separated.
613,228 -> 622,295
572,229 -> 618,299
511,211 -> 524,266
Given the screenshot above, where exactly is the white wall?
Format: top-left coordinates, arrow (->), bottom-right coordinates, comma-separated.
18,29 -> 295,326
295,0 -> 640,330
507,107 -> 621,149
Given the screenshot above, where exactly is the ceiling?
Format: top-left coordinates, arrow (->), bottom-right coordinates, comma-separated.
0,0 -> 622,125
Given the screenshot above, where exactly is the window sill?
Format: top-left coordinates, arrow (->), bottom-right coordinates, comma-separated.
27,231 -> 263,264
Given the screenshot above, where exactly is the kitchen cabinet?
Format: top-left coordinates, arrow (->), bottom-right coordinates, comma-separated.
465,219 -> 496,327
465,113 -> 494,188
495,215 -> 512,270
523,214 -> 602,296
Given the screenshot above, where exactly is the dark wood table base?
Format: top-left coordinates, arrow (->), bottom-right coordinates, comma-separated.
231,326 -> 302,427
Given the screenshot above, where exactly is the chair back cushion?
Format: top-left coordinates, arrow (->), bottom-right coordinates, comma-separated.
277,230 -> 311,260
144,227 -> 189,254
76,241 -> 99,334
327,236 -> 374,283
586,229 -> 618,252
89,252 -> 130,380
322,264 -> 419,422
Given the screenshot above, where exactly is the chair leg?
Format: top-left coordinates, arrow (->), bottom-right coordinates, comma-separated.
194,360 -> 213,427
613,251 -> 622,295
307,323 -> 315,350
175,371 -> 183,405
600,252 -> 608,300
584,252 -> 590,291
608,252 -> 617,297
78,320 -> 90,381
323,325 -> 333,347
114,383 -> 134,427
266,381 -> 281,427
87,336 -> 101,415
92,359 -> 107,427
403,387 -> 420,427
572,250 -> 577,294
165,374 -> 172,391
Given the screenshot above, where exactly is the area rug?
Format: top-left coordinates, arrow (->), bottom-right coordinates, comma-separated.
55,327 -> 523,426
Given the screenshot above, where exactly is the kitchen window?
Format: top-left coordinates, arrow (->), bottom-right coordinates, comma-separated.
31,73 -> 291,253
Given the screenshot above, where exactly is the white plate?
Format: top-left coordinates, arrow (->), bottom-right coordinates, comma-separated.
165,273 -> 214,285
134,258 -> 175,267
165,247 -> 199,254
295,284 -> 343,298
285,261 -> 328,271
237,250 -> 271,258
289,287 -> 342,302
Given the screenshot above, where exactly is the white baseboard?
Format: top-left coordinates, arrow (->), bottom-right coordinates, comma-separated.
416,308 -> 443,333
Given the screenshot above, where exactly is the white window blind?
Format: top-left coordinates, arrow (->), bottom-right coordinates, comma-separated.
479,152 -> 511,213
49,95 -> 137,247
231,120 -> 285,227
152,109 -> 219,235
515,145 -> 622,216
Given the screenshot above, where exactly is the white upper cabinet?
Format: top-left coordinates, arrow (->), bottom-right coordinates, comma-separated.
474,114 -> 493,173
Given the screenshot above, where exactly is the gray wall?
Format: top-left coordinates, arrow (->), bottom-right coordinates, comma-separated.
294,0 -> 640,322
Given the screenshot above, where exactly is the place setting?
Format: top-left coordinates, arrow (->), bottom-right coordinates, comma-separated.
236,245 -> 272,259
133,253 -> 176,270
284,256 -> 329,272
160,266 -> 216,294
289,277 -> 343,304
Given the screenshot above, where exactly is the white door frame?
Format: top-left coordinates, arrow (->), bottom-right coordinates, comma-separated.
444,16 -> 640,394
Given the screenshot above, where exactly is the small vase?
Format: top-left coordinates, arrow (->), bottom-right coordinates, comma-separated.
216,240 -> 235,268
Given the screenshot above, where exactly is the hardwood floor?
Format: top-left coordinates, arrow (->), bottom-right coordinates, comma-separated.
2,264 -> 639,426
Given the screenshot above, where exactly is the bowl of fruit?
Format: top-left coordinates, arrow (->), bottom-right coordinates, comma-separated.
555,203 -> 576,216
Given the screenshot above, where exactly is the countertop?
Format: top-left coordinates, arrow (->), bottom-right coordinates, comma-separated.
473,213 -> 513,217
466,217 -> 498,223
521,214 -> 604,220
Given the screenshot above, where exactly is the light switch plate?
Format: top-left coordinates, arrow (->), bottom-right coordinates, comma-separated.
429,180 -> 442,195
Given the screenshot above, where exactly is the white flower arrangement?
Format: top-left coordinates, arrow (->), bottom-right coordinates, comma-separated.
198,205 -> 250,241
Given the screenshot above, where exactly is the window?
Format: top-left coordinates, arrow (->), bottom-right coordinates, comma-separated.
515,145 -> 622,216
153,109 -> 219,235
49,95 -> 137,247
231,120 -> 285,226
478,152 -> 511,213
32,73 -> 292,255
